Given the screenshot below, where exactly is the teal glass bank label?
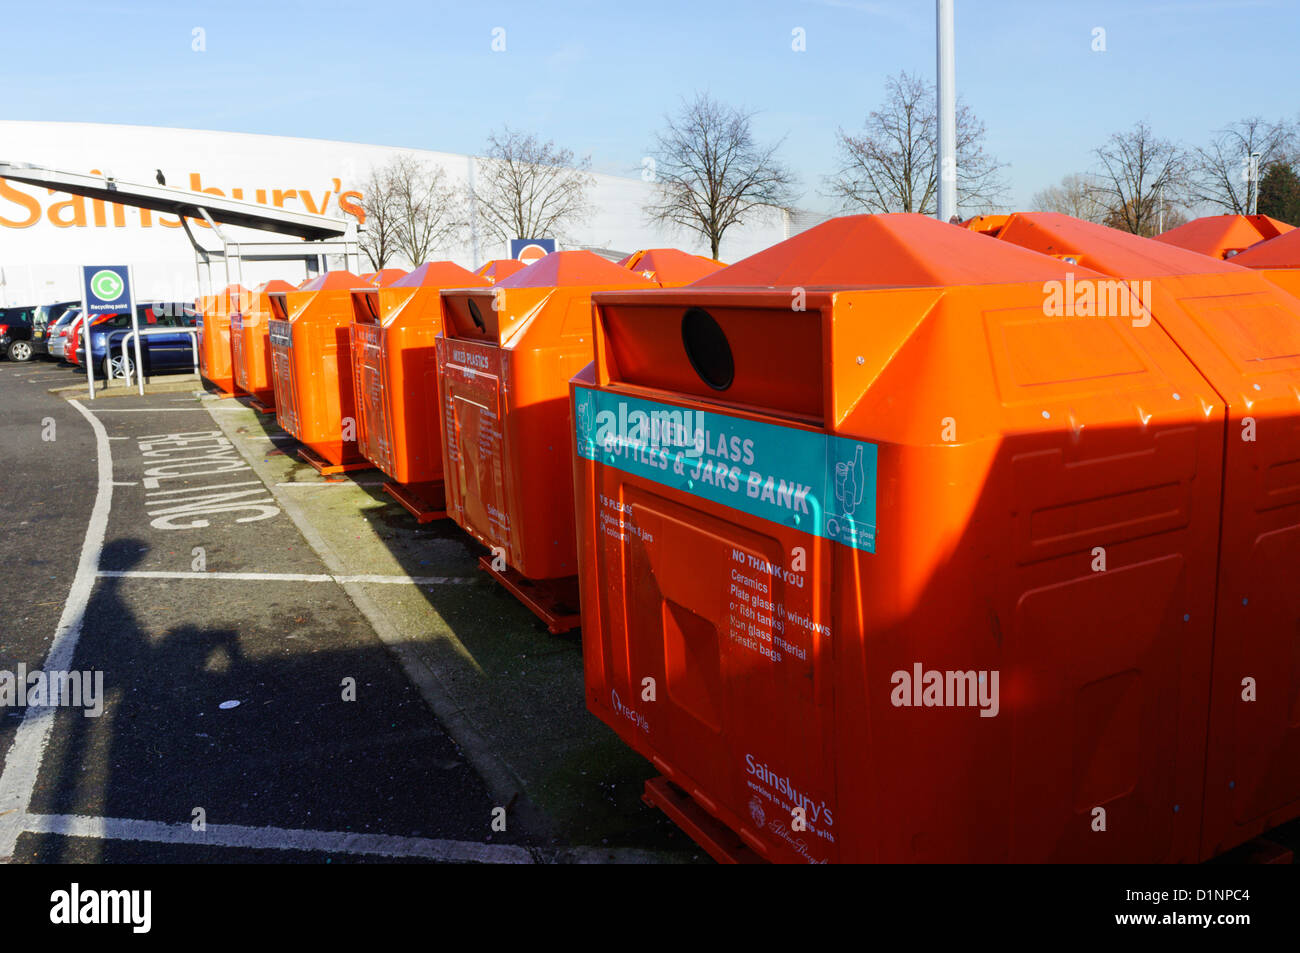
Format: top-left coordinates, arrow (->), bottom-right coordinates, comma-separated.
574,386 -> 877,553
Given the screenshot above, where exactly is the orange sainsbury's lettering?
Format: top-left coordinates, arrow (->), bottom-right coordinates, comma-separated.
338,190 -> 365,224
47,191 -> 88,227
0,170 -> 365,228
299,189 -> 332,214
0,178 -> 41,227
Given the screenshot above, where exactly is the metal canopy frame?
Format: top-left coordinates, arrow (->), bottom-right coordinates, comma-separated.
0,160 -> 362,296
181,207 -> 362,299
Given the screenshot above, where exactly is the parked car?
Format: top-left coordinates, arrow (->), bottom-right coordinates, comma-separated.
31,300 -> 77,357
0,305 -> 38,361
64,309 -> 134,367
63,311 -> 89,365
74,302 -> 200,378
38,307 -> 80,360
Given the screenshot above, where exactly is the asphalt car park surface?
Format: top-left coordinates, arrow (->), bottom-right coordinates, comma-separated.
0,360 -> 699,863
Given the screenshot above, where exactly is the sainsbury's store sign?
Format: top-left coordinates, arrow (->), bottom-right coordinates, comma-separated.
0,171 -> 367,230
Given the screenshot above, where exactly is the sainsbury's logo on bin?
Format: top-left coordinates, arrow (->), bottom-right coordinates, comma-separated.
745,754 -> 834,827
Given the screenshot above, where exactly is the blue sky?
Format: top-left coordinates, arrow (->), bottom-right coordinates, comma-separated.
5,0 -> 1299,212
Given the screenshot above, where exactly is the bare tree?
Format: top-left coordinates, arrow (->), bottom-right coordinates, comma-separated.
826,71 -> 1007,216
1187,117 -> 1296,213
1030,172 -> 1108,223
645,92 -> 797,259
388,156 -> 466,266
1088,121 -> 1187,236
471,128 -> 595,244
358,162 -> 403,270
1099,195 -> 1186,234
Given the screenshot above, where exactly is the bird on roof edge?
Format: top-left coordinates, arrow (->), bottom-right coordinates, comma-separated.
155,169 -> 166,186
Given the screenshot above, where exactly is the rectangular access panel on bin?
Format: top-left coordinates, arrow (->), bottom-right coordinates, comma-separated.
1231,226 -> 1300,298
198,284 -> 251,395
1154,214 -> 1292,261
267,271 -> 364,467
347,269 -> 407,468
351,262 -> 488,500
618,248 -> 725,286
438,251 -> 655,582
574,213 -> 1226,863
971,211 -> 1300,859
232,279 -> 296,411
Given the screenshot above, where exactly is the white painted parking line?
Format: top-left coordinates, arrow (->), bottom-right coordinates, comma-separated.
0,399 -> 113,860
97,570 -> 476,585
83,407 -> 233,412
21,813 -> 533,864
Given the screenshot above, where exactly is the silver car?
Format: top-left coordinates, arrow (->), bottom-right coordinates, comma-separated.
46,308 -> 80,360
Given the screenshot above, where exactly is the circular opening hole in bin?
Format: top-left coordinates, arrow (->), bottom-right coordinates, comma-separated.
681,307 -> 734,391
467,298 -> 486,332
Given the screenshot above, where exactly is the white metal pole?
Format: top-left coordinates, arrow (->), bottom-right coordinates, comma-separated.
1249,152 -> 1261,215
129,266 -> 144,396
467,155 -> 481,267
82,280 -> 94,400
936,0 -> 957,222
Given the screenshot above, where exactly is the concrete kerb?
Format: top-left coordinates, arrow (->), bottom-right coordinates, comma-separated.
51,375 -> 203,399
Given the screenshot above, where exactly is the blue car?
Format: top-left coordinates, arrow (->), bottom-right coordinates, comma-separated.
75,302 -> 199,379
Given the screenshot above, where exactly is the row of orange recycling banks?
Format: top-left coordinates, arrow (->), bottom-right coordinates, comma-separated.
195,215 -> 1300,864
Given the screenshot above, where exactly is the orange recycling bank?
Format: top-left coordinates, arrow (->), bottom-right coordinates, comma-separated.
570,212 -> 1300,863
968,211 -> 1300,860
197,284 -> 252,396
351,262 -> 489,519
1231,224 -> 1300,297
231,278 -> 296,412
1154,213 -> 1292,260
618,248 -> 724,286
437,251 -> 655,629
475,259 -> 527,284
267,270 -> 371,471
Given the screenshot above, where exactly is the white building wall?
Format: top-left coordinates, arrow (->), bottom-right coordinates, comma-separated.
0,121 -> 787,306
